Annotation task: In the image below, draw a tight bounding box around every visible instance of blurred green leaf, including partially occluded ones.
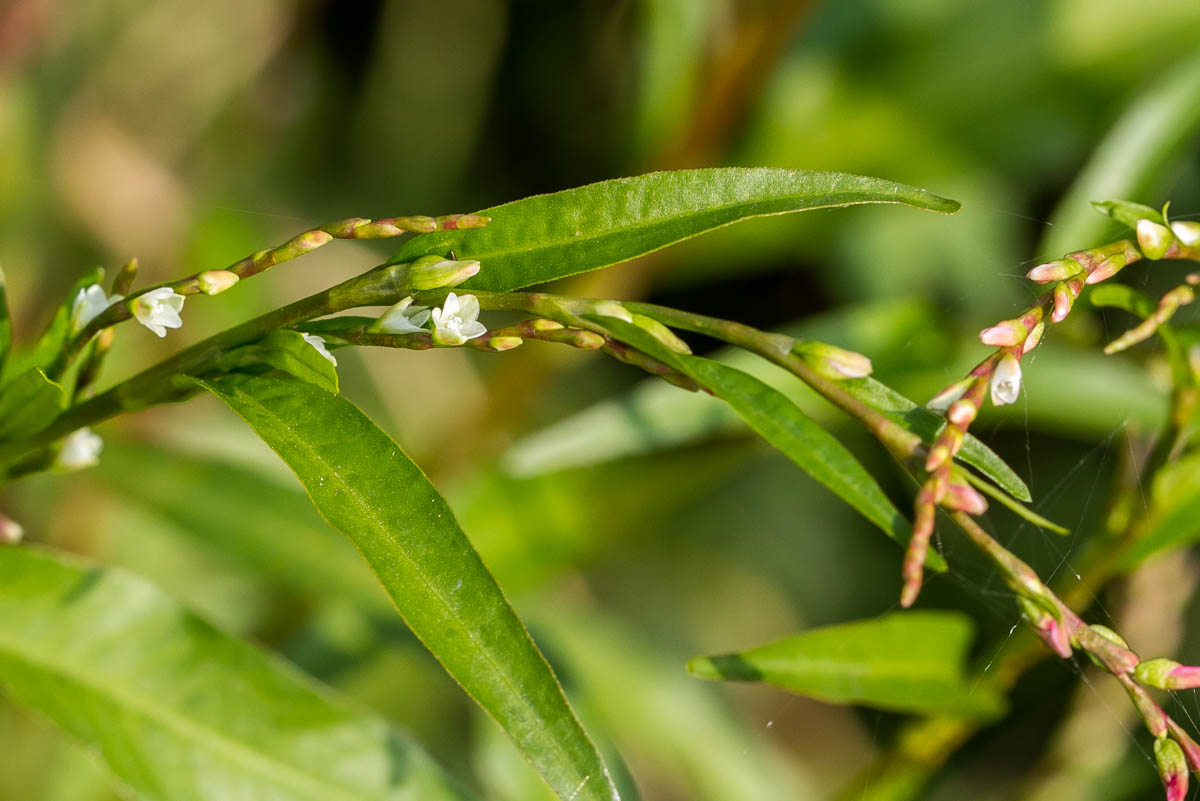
[391,169,959,292]
[629,0,711,157]
[688,611,1004,718]
[200,374,618,801]
[0,368,67,441]
[1117,451,1200,568]
[1089,284,1157,317]
[0,546,476,801]
[98,440,386,609]
[1042,50,1200,256]
[5,268,103,384]
[593,317,943,570]
[0,268,10,377]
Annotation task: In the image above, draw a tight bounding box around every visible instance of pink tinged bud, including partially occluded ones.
[486,336,523,351]
[1018,597,1072,658]
[979,319,1026,347]
[1155,737,1189,801]
[948,399,977,427]
[1022,321,1045,353]
[990,353,1022,406]
[197,270,240,295]
[1027,258,1081,283]
[924,445,951,473]
[927,378,972,412]
[944,483,988,515]
[0,515,22,545]
[1052,279,1082,323]
[1137,658,1200,690]
[1171,220,1200,247]
[1138,219,1174,260]
[1084,253,1128,284]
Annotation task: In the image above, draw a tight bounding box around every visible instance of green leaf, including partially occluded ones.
[199,374,617,801]
[1089,283,1156,317]
[4,267,104,383]
[0,267,11,377]
[0,368,68,441]
[221,329,341,394]
[842,377,1033,503]
[593,317,944,570]
[0,545,477,801]
[687,611,1005,718]
[391,169,959,292]
[1042,50,1200,255]
[1117,452,1200,569]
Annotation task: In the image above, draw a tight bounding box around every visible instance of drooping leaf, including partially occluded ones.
[0,368,68,441]
[391,169,959,292]
[0,545,477,801]
[199,374,618,801]
[592,317,943,569]
[688,611,1005,718]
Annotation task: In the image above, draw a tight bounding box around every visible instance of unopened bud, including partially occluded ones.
[486,336,523,351]
[793,341,872,379]
[1027,258,1081,283]
[928,378,972,412]
[531,319,564,331]
[1018,596,1072,658]
[1155,737,1189,801]
[979,319,1027,347]
[948,399,977,427]
[1089,624,1129,649]
[1084,253,1128,284]
[1138,219,1174,260]
[990,353,1022,406]
[631,314,692,355]
[1137,657,1200,690]
[1052,280,1080,323]
[944,483,988,515]
[1022,321,1045,353]
[0,515,22,545]
[1170,220,1200,247]
[409,255,482,290]
[592,300,633,323]
[197,270,240,295]
[437,213,490,230]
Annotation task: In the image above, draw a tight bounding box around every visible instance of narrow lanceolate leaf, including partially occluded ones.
[220,329,341,394]
[0,368,68,441]
[0,546,477,801]
[200,374,618,801]
[391,168,959,292]
[594,318,944,570]
[688,611,1004,718]
[844,377,1033,503]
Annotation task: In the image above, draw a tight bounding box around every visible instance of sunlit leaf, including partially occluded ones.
[688,611,1004,718]
[200,374,618,801]
[0,368,67,441]
[391,169,959,291]
[0,546,477,801]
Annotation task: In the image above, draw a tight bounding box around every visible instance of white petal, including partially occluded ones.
[456,293,481,322]
[55,428,103,470]
[990,355,1022,406]
[301,333,337,366]
[460,320,487,340]
[442,292,461,317]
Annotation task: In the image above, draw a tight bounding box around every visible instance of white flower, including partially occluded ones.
[70,285,121,332]
[430,292,487,345]
[990,354,1022,406]
[131,287,185,337]
[301,333,337,366]
[55,427,103,471]
[371,296,431,333]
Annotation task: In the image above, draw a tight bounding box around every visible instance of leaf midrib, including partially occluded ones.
[0,634,378,801]
[220,382,596,800]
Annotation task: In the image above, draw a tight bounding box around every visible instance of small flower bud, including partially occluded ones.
[793,341,872,379]
[990,353,1022,406]
[1088,624,1129,649]
[436,213,490,230]
[927,378,972,412]
[979,319,1027,347]
[592,300,633,323]
[1021,321,1045,354]
[1052,280,1080,323]
[631,314,692,355]
[1018,596,1072,658]
[1170,220,1200,247]
[943,482,988,515]
[1137,658,1200,690]
[1137,219,1174,260]
[408,255,482,290]
[0,515,23,545]
[1155,737,1189,801]
[1084,253,1128,284]
[197,270,240,295]
[1027,258,1081,283]
[485,336,523,351]
[948,399,977,427]
[531,319,564,331]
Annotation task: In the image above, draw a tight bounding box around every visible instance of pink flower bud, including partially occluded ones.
[927,378,972,412]
[1052,280,1080,323]
[1022,321,1045,353]
[944,483,988,515]
[1155,737,1189,801]
[1027,258,1081,283]
[979,319,1027,347]
[1018,596,1072,658]
[948,399,977,427]
[1137,658,1200,690]
[1084,253,1128,284]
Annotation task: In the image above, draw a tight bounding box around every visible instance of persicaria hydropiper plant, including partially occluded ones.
[2,169,1199,801]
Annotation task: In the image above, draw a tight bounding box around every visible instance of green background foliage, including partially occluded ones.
[2,2,1200,801]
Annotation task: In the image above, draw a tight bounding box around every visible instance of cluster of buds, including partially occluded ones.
[902,198,1200,608]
